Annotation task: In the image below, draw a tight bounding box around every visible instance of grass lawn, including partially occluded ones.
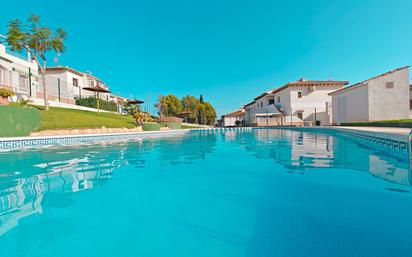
[36,106,136,130]
[341,119,412,128]
[181,124,202,129]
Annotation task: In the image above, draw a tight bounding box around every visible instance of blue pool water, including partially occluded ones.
[0,129,411,257]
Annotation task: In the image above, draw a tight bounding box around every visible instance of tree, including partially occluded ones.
[7,14,67,110]
[157,94,182,116]
[124,102,141,116]
[203,102,216,125]
[199,94,204,104]
[197,103,206,125]
[181,95,200,123]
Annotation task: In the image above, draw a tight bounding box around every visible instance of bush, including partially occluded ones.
[160,122,181,129]
[76,97,118,112]
[159,116,183,123]
[142,122,161,131]
[0,87,15,98]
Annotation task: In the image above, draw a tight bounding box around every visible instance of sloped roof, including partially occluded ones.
[254,91,271,100]
[223,109,244,117]
[243,101,256,107]
[46,66,84,77]
[271,78,349,94]
[329,66,410,95]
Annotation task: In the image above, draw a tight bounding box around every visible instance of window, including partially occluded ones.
[73,78,79,87]
[277,96,280,103]
[297,112,303,120]
[0,68,4,84]
[386,82,394,89]
[261,102,263,108]
[297,91,302,98]
[19,75,28,91]
[88,80,94,87]
[269,99,274,105]
[0,68,11,85]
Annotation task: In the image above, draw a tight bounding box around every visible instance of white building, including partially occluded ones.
[330,66,410,125]
[0,43,39,98]
[84,73,111,101]
[45,66,111,103]
[44,66,85,104]
[221,109,245,127]
[244,79,348,126]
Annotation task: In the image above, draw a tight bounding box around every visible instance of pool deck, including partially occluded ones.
[332,126,412,142]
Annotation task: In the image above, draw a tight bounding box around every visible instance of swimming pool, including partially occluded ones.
[0,128,411,257]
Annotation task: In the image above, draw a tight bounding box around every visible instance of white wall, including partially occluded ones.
[332,85,369,124]
[288,85,342,125]
[223,116,237,126]
[273,89,291,115]
[0,44,39,97]
[331,67,410,124]
[368,68,410,121]
[245,84,344,126]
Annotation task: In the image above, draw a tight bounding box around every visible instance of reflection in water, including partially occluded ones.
[0,145,129,236]
[226,129,411,186]
[0,134,219,237]
[0,129,410,240]
[156,133,217,165]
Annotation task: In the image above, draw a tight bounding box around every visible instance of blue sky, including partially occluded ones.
[1,0,412,115]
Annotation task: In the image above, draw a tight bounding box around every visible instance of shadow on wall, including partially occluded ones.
[0,106,40,137]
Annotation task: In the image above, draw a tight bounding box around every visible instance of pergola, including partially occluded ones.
[82,85,111,113]
[127,99,144,105]
[179,111,192,123]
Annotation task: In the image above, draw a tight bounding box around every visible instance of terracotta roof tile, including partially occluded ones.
[272,79,348,94]
[46,66,85,77]
[223,109,244,117]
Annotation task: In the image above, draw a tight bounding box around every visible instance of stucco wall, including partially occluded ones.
[223,116,237,126]
[273,89,291,115]
[288,85,342,125]
[332,67,410,124]
[332,84,369,124]
[0,44,39,97]
[367,68,410,121]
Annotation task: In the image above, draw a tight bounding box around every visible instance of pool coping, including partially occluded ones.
[0,129,192,151]
[0,126,410,156]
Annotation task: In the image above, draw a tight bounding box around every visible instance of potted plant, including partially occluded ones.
[0,87,14,105]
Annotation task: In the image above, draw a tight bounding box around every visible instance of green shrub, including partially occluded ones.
[75,97,118,112]
[142,122,161,131]
[160,122,181,129]
[0,87,14,98]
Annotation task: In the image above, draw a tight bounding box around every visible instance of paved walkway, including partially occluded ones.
[330,126,411,142]
[338,126,412,136]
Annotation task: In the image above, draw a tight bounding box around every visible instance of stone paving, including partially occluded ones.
[338,126,412,136]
